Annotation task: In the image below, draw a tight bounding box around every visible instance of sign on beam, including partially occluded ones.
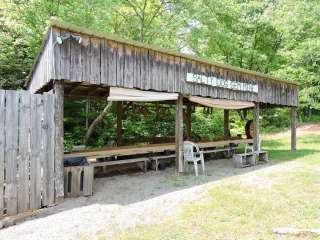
[186,72,259,93]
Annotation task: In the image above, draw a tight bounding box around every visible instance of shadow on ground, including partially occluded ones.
[36,147,318,217]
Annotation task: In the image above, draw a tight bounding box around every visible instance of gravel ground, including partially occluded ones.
[0,158,274,240]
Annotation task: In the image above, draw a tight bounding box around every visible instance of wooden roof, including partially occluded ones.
[26,18,298,88]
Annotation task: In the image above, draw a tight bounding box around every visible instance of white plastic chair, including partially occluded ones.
[183,141,205,176]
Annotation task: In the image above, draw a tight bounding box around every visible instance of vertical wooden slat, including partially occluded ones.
[5,90,19,215]
[18,91,31,213]
[101,40,109,86]
[54,81,64,202]
[52,27,61,81]
[140,49,149,90]
[253,102,260,152]
[133,46,141,89]
[148,50,155,90]
[116,43,125,87]
[70,35,82,82]
[175,94,184,173]
[60,30,71,80]
[291,107,297,151]
[90,37,101,85]
[81,34,91,82]
[30,94,43,210]
[83,167,93,196]
[124,45,134,88]
[42,93,55,206]
[0,90,5,214]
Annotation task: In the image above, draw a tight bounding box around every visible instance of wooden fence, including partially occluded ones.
[0,90,56,216]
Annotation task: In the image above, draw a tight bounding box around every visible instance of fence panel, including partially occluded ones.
[0,90,56,216]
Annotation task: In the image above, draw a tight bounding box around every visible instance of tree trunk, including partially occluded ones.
[84,101,113,145]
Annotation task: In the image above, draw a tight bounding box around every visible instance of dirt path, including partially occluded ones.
[270,123,320,137]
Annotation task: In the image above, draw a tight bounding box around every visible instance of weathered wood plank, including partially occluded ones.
[18,91,31,213]
[124,45,134,88]
[70,34,83,82]
[291,107,297,151]
[54,81,64,202]
[30,94,43,210]
[133,46,141,89]
[60,30,71,80]
[140,49,149,90]
[0,90,5,214]
[90,37,101,85]
[81,34,91,82]
[83,166,93,196]
[116,43,125,87]
[101,40,109,86]
[175,94,184,173]
[5,90,19,215]
[253,103,260,151]
[52,27,61,80]
[42,93,55,206]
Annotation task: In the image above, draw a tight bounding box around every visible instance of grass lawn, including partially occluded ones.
[111,132,320,240]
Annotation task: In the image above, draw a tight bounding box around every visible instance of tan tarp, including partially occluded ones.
[188,96,254,109]
[108,87,178,102]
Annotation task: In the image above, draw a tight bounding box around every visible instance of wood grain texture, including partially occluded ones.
[253,103,260,151]
[54,81,64,201]
[30,94,43,210]
[0,90,5,214]
[175,94,184,173]
[42,93,55,206]
[291,107,297,151]
[28,27,298,107]
[5,90,19,215]
[18,91,31,212]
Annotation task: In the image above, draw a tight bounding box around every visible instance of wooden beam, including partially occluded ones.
[224,109,230,137]
[53,80,64,202]
[186,101,192,140]
[291,107,297,151]
[253,103,260,151]
[64,82,82,96]
[116,101,123,146]
[175,94,184,173]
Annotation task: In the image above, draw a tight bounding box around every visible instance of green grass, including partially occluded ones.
[111,133,320,240]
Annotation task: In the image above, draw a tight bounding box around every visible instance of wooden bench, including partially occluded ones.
[232,153,257,168]
[149,154,175,171]
[89,157,150,172]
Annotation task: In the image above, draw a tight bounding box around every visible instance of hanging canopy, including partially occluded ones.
[188,96,254,110]
[108,87,178,102]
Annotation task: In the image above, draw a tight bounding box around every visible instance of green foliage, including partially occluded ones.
[191,109,224,141]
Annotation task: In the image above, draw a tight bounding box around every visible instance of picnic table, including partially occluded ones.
[64,138,253,171]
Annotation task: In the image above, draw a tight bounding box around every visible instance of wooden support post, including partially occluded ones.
[253,103,260,152]
[116,101,123,146]
[53,80,64,202]
[175,94,184,173]
[224,109,230,137]
[291,107,297,151]
[186,101,192,140]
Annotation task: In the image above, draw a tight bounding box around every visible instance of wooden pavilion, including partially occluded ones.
[26,19,299,201]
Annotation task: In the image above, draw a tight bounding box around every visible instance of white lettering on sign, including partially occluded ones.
[186,72,259,93]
